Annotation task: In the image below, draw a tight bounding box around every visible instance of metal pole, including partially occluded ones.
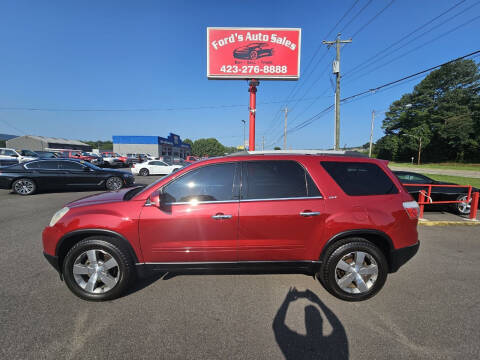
[241,120,246,150]
[418,137,422,165]
[262,136,265,150]
[248,79,259,151]
[283,106,288,150]
[369,110,375,157]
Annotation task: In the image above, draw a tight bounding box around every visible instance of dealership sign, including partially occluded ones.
[207,27,301,80]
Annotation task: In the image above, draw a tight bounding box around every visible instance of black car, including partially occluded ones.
[0,159,135,195]
[233,42,274,60]
[393,171,479,215]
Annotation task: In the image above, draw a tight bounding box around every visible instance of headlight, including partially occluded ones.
[49,207,69,227]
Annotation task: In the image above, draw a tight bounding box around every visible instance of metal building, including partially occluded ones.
[113,133,191,159]
[6,135,92,151]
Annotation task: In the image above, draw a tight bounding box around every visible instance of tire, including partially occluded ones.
[249,50,258,60]
[62,237,134,301]
[139,168,149,176]
[105,176,123,191]
[12,178,37,195]
[318,238,388,301]
[453,194,471,215]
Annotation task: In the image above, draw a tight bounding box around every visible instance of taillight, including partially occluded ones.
[403,201,420,219]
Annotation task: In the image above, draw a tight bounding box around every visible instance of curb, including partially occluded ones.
[418,219,480,226]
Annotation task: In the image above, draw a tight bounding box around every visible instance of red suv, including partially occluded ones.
[42,153,420,301]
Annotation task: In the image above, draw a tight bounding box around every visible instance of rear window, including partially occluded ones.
[321,161,398,196]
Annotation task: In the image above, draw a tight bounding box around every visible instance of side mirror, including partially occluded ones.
[148,190,162,208]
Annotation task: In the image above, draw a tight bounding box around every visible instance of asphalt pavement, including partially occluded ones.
[1,176,479,359]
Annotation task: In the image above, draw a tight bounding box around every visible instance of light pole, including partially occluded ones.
[241,120,246,150]
[403,134,422,165]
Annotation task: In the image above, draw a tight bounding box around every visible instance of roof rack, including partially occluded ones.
[227,150,368,157]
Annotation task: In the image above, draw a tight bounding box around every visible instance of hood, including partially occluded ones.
[67,187,132,207]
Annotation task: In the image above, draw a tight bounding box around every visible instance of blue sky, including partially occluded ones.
[0,0,478,149]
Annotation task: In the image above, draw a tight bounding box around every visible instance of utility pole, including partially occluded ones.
[283,106,288,150]
[369,110,375,157]
[241,120,246,150]
[262,136,265,150]
[323,33,352,150]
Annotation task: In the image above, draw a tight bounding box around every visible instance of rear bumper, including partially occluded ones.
[389,241,420,273]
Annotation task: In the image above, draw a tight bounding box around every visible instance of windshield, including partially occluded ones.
[22,150,38,157]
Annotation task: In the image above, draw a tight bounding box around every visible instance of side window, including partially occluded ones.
[410,174,431,183]
[395,173,410,181]
[243,160,320,200]
[163,163,237,203]
[321,162,398,196]
[59,161,85,170]
[31,160,60,170]
[4,149,16,156]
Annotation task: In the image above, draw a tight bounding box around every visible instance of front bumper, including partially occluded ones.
[389,241,420,273]
[43,252,61,276]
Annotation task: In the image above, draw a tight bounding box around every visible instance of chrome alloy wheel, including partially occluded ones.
[335,251,378,294]
[72,249,120,294]
[13,179,35,195]
[457,195,471,215]
[106,177,123,191]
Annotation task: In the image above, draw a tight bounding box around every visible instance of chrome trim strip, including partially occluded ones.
[239,196,324,202]
[166,196,323,206]
[136,260,321,265]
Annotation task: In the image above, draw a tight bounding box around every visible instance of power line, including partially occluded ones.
[350,0,396,38]
[339,0,374,33]
[345,2,480,83]
[281,49,480,141]
[343,0,467,77]
[0,95,331,113]
[345,14,480,85]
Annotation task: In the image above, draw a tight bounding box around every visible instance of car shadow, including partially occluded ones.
[273,288,349,360]
[123,272,169,297]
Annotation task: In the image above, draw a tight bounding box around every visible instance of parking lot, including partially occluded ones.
[1,175,479,360]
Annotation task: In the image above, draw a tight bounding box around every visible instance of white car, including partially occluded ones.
[131,160,182,176]
[0,148,37,163]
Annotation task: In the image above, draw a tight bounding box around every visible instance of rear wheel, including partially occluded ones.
[139,168,149,176]
[318,238,388,301]
[454,194,471,215]
[249,50,258,59]
[62,237,134,301]
[12,178,36,195]
[105,176,123,191]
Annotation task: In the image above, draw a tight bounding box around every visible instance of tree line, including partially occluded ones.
[374,59,480,163]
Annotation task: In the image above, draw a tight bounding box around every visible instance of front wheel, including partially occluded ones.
[318,238,388,301]
[105,176,123,191]
[12,178,37,195]
[62,237,134,301]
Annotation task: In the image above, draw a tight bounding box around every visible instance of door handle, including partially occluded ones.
[212,213,233,220]
[300,211,321,217]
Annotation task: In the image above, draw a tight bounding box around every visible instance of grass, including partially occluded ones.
[423,174,480,188]
[390,162,480,172]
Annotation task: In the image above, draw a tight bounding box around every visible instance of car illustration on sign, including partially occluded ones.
[233,42,274,60]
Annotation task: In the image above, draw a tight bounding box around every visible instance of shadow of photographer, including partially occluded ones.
[273,287,348,360]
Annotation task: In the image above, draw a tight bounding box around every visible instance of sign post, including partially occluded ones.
[207,27,301,150]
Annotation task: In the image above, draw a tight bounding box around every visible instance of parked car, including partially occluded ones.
[233,42,274,60]
[126,153,148,164]
[0,159,135,195]
[186,155,200,162]
[0,147,37,163]
[393,171,479,215]
[131,160,183,176]
[81,152,104,166]
[42,152,419,301]
[60,150,96,162]
[101,152,126,167]
[35,151,59,159]
[101,151,130,167]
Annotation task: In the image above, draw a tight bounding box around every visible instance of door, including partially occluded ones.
[139,162,240,263]
[24,160,70,189]
[59,161,100,187]
[238,160,325,261]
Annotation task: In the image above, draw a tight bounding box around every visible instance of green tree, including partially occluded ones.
[376,59,480,162]
[192,138,226,157]
[274,146,281,150]
[183,138,194,148]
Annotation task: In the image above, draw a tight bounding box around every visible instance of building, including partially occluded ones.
[113,133,191,159]
[6,135,92,151]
